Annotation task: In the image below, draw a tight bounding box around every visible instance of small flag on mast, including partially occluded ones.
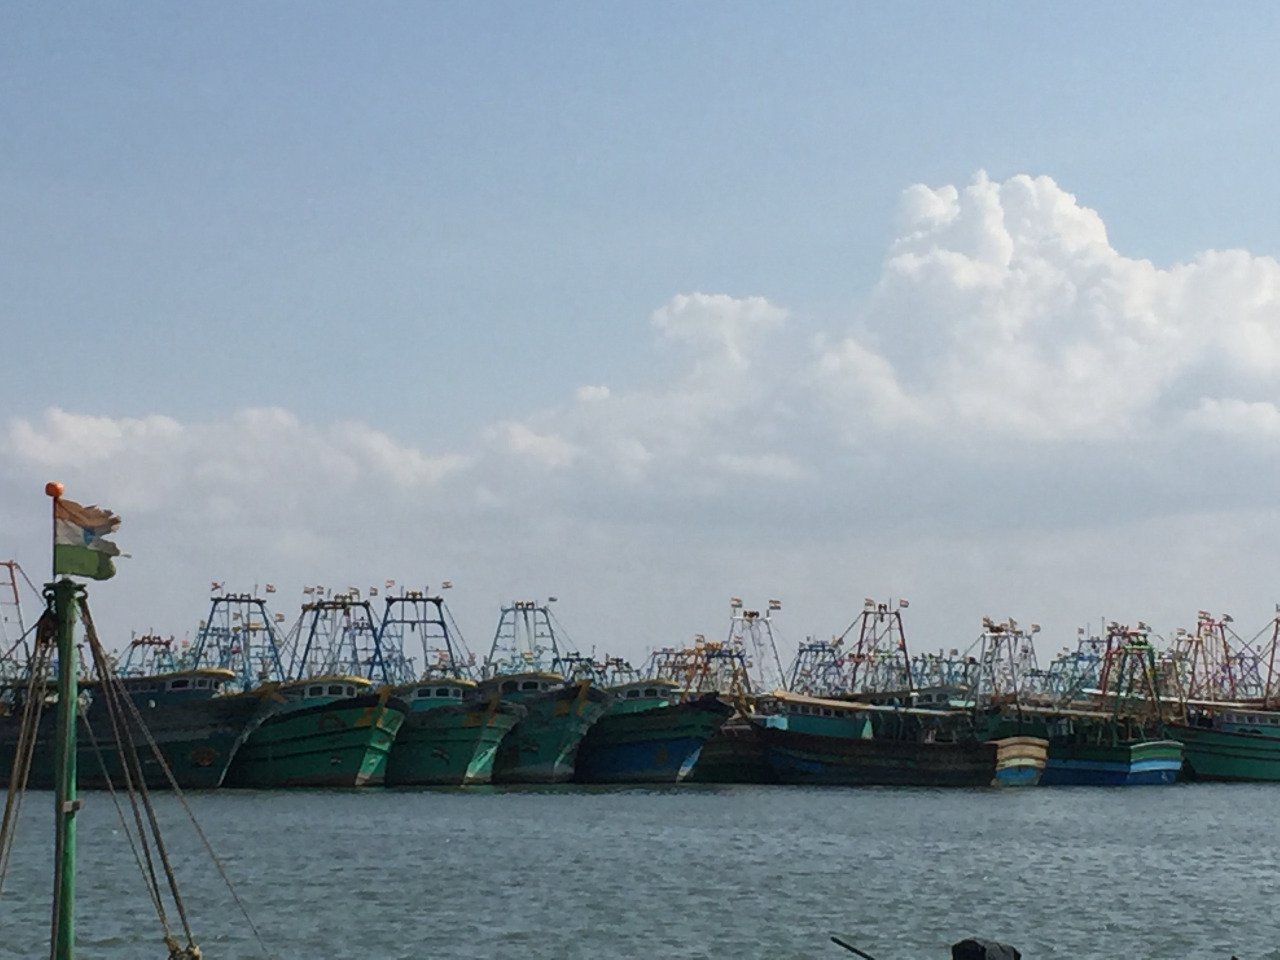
[53,494,122,581]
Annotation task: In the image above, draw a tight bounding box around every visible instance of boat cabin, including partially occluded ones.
[280,675,372,703]
[1214,709,1280,737]
[767,691,873,739]
[478,671,565,701]
[90,668,236,707]
[394,677,479,711]
[606,679,680,713]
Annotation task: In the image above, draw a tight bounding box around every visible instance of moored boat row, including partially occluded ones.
[11,575,1280,792]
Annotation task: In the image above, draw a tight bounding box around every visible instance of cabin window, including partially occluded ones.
[196,679,210,688]
[328,685,344,696]
[435,687,451,697]
[643,688,658,698]
[417,687,432,699]
[169,679,189,690]
[822,708,833,717]
[307,685,323,697]
[451,688,462,698]
[521,681,539,691]
[501,681,517,694]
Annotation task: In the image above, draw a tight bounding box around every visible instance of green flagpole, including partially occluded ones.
[47,481,79,960]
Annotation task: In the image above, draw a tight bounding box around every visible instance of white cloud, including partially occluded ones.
[6,172,1280,659]
[651,292,787,370]
[492,421,579,468]
[820,172,1280,442]
[1185,398,1280,438]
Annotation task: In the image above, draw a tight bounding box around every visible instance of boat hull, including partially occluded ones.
[762,727,1047,787]
[993,736,1049,787]
[0,690,272,791]
[574,695,733,784]
[1168,723,1280,782]
[685,718,778,784]
[1040,739,1183,786]
[225,693,407,788]
[385,701,523,786]
[492,683,611,784]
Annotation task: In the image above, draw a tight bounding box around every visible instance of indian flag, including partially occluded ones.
[54,497,122,580]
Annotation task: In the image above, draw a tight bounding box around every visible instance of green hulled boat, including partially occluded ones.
[575,680,733,783]
[1170,706,1280,782]
[484,671,611,783]
[481,601,613,783]
[385,678,524,786]
[0,666,274,791]
[370,591,524,785]
[225,675,407,788]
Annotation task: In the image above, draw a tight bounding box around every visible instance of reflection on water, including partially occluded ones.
[2,784,1276,960]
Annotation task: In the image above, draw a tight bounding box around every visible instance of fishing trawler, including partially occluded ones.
[574,658,732,784]
[481,600,610,783]
[375,589,525,786]
[677,598,790,784]
[1014,624,1183,786]
[220,591,407,788]
[23,634,267,790]
[762,604,1046,786]
[1,564,271,790]
[1162,611,1280,781]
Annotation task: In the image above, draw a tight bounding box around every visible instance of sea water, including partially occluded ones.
[1,783,1277,959]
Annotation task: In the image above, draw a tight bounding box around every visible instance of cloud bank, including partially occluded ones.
[5,172,1280,660]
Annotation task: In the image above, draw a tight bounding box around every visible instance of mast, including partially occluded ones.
[49,576,79,960]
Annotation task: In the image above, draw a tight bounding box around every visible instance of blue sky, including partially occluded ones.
[4,4,1280,660]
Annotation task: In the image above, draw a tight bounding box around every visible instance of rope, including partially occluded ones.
[80,603,194,950]
[81,708,172,933]
[0,606,56,893]
[91,635,276,958]
[84,599,277,957]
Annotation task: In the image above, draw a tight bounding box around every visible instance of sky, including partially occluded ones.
[3,3,1280,666]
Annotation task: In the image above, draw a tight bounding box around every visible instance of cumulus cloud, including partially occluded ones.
[652,292,787,370]
[6,172,1280,655]
[820,172,1280,442]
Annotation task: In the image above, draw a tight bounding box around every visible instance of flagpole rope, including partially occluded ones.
[0,607,56,894]
[79,602,194,953]
[81,598,273,959]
